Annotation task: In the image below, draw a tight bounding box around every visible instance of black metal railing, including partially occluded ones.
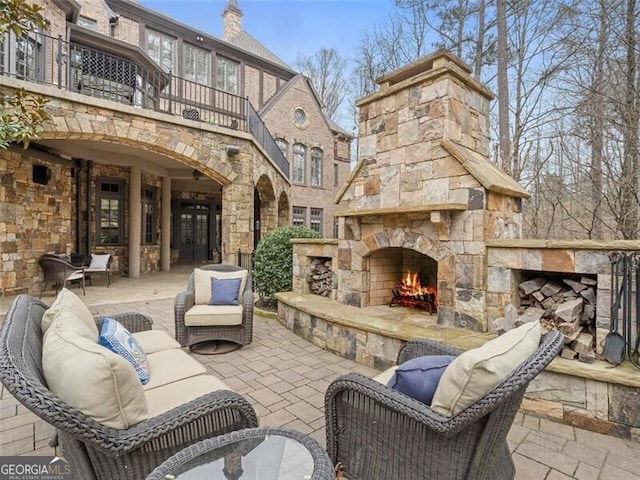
[0,31,289,177]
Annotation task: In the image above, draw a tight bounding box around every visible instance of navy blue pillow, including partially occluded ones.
[209,277,242,305]
[387,355,456,405]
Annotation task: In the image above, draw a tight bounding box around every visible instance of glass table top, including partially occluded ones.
[163,433,315,480]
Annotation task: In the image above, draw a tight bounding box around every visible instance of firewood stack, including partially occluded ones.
[493,276,597,363]
[307,258,333,297]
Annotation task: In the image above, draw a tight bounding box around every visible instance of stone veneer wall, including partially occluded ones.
[0,150,75,296]
[290,239,338,299]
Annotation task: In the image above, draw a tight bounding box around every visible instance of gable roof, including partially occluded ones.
[225,31,290,69]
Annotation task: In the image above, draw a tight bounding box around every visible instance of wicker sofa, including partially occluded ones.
[174,264,253,349]
[0,293,258,480]
[325,329,564,480]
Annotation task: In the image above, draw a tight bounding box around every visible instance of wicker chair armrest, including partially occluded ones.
[94,312,153,333]
[242,289,254,312]
[398,338,464,364]
[174,290,195,315]
[79,390,258,454]
[325,373,466,438]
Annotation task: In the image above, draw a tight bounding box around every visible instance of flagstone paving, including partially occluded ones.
[1,269,640,479]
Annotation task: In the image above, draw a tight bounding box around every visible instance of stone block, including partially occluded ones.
[575,250,610,275]
[527,371,586,408]
[610,383,640,428]
[542,249,575,273]
[522,250,543,271]
[397,119,419,146]
[521,397,564,420]
[487,248,521,268]
[487,266,511,294]
[585,379,609,420]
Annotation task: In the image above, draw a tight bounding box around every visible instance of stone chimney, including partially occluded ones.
[222,0,242,40]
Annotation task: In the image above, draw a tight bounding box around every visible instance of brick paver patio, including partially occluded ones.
[2,270,640,479]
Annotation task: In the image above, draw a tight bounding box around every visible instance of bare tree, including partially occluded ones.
[294,48,349,123]
[496,0,511,173]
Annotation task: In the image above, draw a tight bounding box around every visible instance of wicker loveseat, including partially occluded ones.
[325,329,564,480]
[174,264,253,349]
[0,294,258,480]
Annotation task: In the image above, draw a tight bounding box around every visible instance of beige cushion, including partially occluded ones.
[132,330,181,354]
[145,375,231,418]
[142,349,207,391]
[41,288,97,339]
[373,366,398,385]
[431,321,542,417]
[193,269,248,305]
[42,317,148,429]
[184,304,243,327]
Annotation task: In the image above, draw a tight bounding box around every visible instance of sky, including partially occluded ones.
[140,0,396,67]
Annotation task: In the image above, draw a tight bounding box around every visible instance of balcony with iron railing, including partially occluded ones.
[0,31,290,177]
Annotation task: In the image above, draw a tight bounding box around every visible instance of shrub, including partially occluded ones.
[253,226,320,307]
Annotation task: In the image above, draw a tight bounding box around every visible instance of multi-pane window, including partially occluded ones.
[97,179,124,245]
[77,17,98,30]
[334,218,339,238]
[292,206,306,227]
[334,163,339,187]
[310,148,323,187]
[216,56,239,94]
[310,208,323,235]
[142,186,156,245]
[184,44,209,84]
[146,29,175,72]
[293,143,306,184]
[0,31,43,81]
[276,139,288,159]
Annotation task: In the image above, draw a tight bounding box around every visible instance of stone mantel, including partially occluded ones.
[334,203,467,217]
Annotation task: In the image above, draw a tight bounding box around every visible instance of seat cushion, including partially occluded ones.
[194,269,248,305]
[373,366,398,385]
[431,321,542,416]
[132,330,181,354]
[145,375,232,418]
[142,349,207,391]
[184,304,243,326]
[387,355,456,405]
[42,316,148,429]
[99,318,150,384]
[41,288,97,339]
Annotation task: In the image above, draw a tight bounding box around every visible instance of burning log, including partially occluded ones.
[389,271,438,313]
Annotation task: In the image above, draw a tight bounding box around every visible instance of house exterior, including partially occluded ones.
[0,0,351,295]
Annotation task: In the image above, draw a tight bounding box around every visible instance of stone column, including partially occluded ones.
[161,176,171,271]
[129,165,141,278]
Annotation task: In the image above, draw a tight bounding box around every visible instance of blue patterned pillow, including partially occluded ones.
[387,355,456,405]
[209,277,242,305]
[98,318,150,385]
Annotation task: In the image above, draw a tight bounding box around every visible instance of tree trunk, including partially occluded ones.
[497,0,511,173]
[474,0,486,80]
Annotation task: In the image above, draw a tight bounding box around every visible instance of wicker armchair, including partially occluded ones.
[325,330,564,480]
[174,264,254,349]
[0,295,259,480]
[38,254,86,297]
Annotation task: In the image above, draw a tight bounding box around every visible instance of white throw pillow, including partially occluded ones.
[41,288,98,339]
[43,317,148,429]
[88,253,110,270]
[193,269,248,305]
[431,321,542,416]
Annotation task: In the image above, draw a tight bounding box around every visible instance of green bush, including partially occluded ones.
[253,226,320,307]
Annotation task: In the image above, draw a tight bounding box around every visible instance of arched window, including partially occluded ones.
[293,143,306,184]
[310,148,323,187]
[276,138,288,160]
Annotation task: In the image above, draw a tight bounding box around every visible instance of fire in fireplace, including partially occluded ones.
[389,271,438,313]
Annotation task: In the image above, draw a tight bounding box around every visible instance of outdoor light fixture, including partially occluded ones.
[226,145,241,156]
[192,169,203,181]
[195,35,204,42]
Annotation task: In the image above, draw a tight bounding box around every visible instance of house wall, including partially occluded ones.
[263,76,349,237]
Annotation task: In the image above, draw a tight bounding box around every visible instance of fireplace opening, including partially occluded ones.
[368,248,437,311]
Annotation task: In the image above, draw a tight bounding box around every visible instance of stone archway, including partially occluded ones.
[277,191,290,226]
[254,174,277,247]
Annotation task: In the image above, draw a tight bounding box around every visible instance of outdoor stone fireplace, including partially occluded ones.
[334,49,529,332]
